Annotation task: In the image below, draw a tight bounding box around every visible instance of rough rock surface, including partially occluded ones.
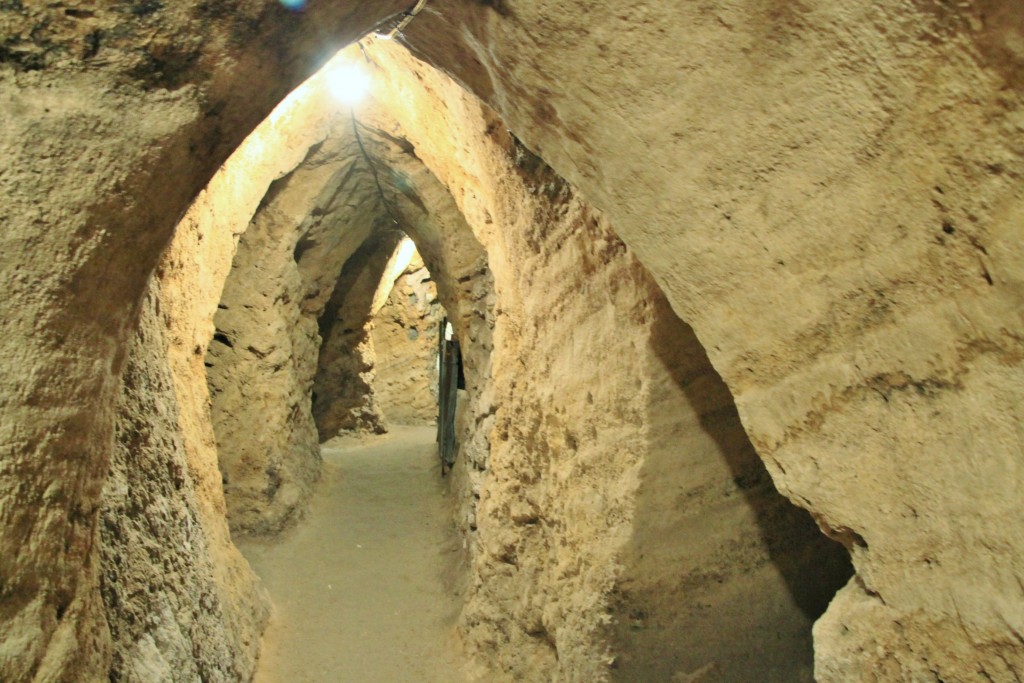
[207,131,378,535]
[371,256,445,426]
[102,292,268,683]
[607,292,852,682]
[0,3,407,679]
[357,42,852,681]
[350,111,498,540]
[208,73,495,539]
[1,2,1021,682]
[95,59,377,679]
[313,239,445,437]
[398,4,1024,680]
[313,231,402,440]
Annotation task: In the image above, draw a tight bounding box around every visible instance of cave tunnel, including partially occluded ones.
[192,42,854,682]
[113,38,855,682]
[2,3,1022,683]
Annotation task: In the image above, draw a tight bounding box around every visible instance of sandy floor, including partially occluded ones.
[239,426,469,683]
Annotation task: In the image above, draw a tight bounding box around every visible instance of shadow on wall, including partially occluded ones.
[312,229,404,440]
[608,295,853,682]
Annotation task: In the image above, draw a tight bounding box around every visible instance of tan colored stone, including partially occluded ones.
[397,4,1024,678]
[313,231,402,439]
[0,4,407,678]
[0,3,1021,682]
[351,41,851,681]
[207,132,377,535]
[371,254,446,426]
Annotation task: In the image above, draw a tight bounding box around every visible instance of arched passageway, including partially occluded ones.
[2,4,1021,683]
[106,38,853,682]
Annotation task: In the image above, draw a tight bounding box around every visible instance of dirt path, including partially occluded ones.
[239,426,469,683]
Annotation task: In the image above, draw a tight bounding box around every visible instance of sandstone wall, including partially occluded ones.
[397,4,1024,680]
[313,239,445,437]
[0,3,407,678]
[1,2,1021,682]
[313,231,403,439]
[98,52,373,680]
[95,46,497,678]
[207,132,378,535]
[608,292,852,681]
[371,258,445,426]
[198,77,495,544]
[345,108,498,532]
[356,42,852,681]
[95,46,391,679]
[102,292,268,683]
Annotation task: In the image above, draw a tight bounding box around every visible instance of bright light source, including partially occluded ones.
[395,236,418,268]
[372,238,420,315]
[326,63,371,106]
[278,0,306,10]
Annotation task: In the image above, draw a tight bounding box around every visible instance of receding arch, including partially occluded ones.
[4,4,1019,681]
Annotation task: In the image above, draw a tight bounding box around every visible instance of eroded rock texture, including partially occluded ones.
[608,293,852,682]
[1,2,1021,682]
[207,132,378,535]
[398,4,1024,680]
[102,292,267,683]
[354,42,852,681]
[99,54,376,680]
[205,67,495,541]
[313,231,402,439]
[313,236,445,436]
[371,255,444,426]
[358,126,498,541]
[0,3,407,678]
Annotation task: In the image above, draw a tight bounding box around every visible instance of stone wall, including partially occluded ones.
[0,3,407,678]
[371,256,445,427]
[200,74,495,546]
[97,55,368,680]
[608,292,852,681]
[398,4,1024,679]
[357,43,852,681]
[206,132,378,535]
[313,231,402,439]
[102,292,268,683]
[0,3,1021,682]
[344,107,498,536]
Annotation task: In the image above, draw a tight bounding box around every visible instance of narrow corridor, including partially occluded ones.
[239,427,468,682]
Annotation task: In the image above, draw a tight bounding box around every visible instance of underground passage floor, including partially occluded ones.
[237,427,469,683]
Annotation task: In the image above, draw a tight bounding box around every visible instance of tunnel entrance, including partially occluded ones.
[197,63,497,538]
[197,95,486,678]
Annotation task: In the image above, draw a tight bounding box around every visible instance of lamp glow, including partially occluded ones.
[326,63,371,105]
[371,238,420,315]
